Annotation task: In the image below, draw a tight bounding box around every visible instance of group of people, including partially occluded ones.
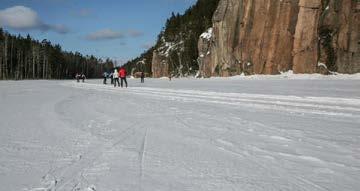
[75,73,86,82]
[103,67,128,88]
[76,68,147,87]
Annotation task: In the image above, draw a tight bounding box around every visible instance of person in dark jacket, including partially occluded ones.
[103,72,108,84]
[109,72,114,84]
[81,73,86,82]
[140,72,145,83]
[75,73,80,82]
[119,67,127,88]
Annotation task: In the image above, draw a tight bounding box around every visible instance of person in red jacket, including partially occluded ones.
[119,67,128,88]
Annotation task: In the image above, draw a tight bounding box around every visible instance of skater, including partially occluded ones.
[75,73,80,82]
[103,71,108,84]
[113,69,120,87]
[140,72,145,83]
[81,73,86,82]
[119,67,128,88]
[109,71,114,84]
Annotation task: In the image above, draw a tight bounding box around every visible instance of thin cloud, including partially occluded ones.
[0,6,69,34]
[128,30,143,37]
[48,24,69,34]
[86,29,125,41]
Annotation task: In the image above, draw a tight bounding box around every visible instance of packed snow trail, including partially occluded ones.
[68,82,360,118]
[0,77,360,191]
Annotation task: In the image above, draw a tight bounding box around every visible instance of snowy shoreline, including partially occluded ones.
[197,71,360,80]
[2,71,360,82]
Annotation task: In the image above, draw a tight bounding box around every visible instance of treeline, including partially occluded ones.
[163,0,218,42]
[0,28,113,80]
[123,0,220,76]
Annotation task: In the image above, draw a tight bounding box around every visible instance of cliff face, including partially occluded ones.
[292,0,320,73]
[151,45,171,78]
[198,0,360,77]
[123,0,220,78]
[322,0,360,74]
[151,38,186,78]
[152,51,170,78]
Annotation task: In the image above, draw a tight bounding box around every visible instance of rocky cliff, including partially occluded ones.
[123,0,220,77]
[198,0,360,77]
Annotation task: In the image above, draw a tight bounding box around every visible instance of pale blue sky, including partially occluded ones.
[0,0,196,64]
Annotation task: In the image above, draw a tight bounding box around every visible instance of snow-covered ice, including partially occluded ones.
[1,75,360,191]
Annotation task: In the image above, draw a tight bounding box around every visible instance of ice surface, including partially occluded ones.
[1,75,360,190]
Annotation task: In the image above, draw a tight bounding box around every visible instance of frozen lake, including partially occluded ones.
[1,75,360,191]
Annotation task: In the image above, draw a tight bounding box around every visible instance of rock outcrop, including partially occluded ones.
[198,28,216,76]
[151,50,169,78]
[123,0,220,78]
[151,38,185,78]
[292,0,321,73]
[320,0,360,73]
[198,0,360,77]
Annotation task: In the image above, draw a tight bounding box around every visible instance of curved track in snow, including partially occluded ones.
[68,82,360,119]
[0,79,359,191]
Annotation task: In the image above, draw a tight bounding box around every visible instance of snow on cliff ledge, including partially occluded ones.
[200,28,213,41]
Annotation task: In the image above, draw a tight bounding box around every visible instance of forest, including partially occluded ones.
[0,28,113,80]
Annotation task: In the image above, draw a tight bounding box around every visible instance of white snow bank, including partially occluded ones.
[221,70,360,80]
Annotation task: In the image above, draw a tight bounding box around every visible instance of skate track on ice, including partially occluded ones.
[0,79,359,191]
[69,82,360,119]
